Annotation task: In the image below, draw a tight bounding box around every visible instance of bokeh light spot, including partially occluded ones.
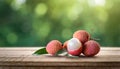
[67,6,82,20]
[37,22,51,39]
[11,0,26,10]
[95,0,106,6]
[35,3,47,16]
[88,0,106,7]
[7,33,18,44]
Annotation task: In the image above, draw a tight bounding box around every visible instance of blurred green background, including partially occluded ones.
[0,0,120,47]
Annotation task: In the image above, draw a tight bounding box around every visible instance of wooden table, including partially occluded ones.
[0,47,120,69]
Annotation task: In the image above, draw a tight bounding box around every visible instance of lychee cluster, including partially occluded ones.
[46,30,100,57]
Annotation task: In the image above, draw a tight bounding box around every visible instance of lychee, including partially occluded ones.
[67,38,83,56]
[63,40,68,50]
[83,40,100,57]
[46,40,63,55]
[73,30,90,44]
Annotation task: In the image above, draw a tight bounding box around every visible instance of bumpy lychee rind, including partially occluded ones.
[68,46,82,56]
[63,40,68,50]
[83,40,100,57]
[46,40,62,55]
[73,30,90,44]
[67,38,83,56]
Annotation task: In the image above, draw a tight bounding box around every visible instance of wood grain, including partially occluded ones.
[0,47,120,69]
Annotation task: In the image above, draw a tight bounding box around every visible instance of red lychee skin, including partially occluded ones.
[67,38,83,56]
[73,30,90,44]
[83,40,100,57]
[68,46,83,56]
[46,40,63,55]
[63,40,68,50]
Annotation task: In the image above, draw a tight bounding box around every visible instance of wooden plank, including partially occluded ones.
[0,47,119,51]
[0,47,120,69]
[0,46,119,57]
[0,66,119,69]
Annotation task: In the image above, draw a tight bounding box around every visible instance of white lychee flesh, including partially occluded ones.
[67,38,83,56]
[67,38,82,51]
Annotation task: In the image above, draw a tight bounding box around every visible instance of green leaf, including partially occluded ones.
[33,47,48,55]
[55,49,66,55]
[64,52,69,56]
[56,49,64,54]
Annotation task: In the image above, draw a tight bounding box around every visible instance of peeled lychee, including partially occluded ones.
[67,38,83,56]
[83,40,100,57]
[63,40,68,50]
[46,40,63,55]
[73,30,90,44]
